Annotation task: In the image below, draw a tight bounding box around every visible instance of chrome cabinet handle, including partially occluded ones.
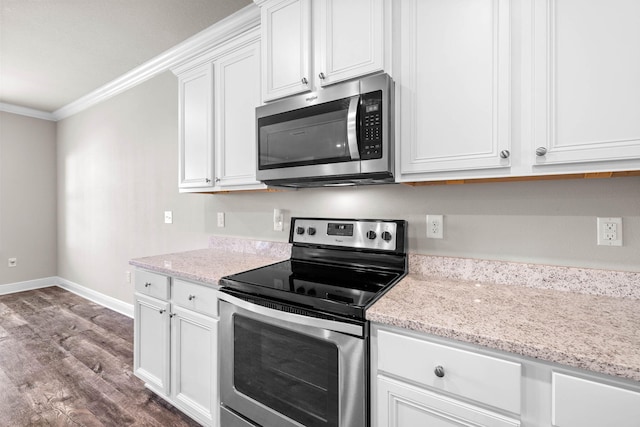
[144,282,151,287]
[215,177,220,183]
[301,77,308,85]
[205,178,211,183]
[536,147,547,156]
[188,294,196,301]
[434,365,445,378]
[159,309,166,314]
[500,150,510,159]
[318,72,326,80]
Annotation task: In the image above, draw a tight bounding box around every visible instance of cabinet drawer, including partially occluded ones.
[172,279,218,318]
[135,270,170,300]
[377,329,521,414]
[552,373,640,427]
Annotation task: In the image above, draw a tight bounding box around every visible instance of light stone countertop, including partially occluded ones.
[129,248,288,287]
[129,238,640,383]
[368,274,640,383]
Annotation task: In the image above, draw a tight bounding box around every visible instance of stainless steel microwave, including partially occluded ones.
[256,73,394,187]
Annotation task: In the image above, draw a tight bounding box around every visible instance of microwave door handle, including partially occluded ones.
[346,95,360,160]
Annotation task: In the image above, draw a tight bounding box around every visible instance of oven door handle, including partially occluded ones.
[218,291,364,337]
[346,95,360,160]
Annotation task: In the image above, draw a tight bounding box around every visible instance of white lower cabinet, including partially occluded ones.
[373,325,521,427]
[552,373,640,427]
[134,270,219,427]
[373,324,640,427]
[377,376,520,427]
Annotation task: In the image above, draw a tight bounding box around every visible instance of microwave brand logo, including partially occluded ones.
[305,96,318,102]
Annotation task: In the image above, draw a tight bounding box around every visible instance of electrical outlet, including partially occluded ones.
[217,212,225,228]
[273,209,284,231]
[597,217,622,246]
[8,258,17,268]
[164,211,173,224]
[426,215,444,239]
[125,271,131,284]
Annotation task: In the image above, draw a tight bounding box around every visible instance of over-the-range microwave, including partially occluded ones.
[256,73,395,188]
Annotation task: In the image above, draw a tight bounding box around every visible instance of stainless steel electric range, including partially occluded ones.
[217,217,407,427]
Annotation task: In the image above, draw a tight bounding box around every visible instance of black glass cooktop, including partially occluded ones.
[220,259,403,320]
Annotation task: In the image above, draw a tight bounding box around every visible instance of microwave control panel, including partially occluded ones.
[360,90,383,160]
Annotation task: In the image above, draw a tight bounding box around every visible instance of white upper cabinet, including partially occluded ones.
[259,0,387,101]
[398,0,512,179]
[175,28,265,192]
[178,64,215,190]
[527,0,640,170]
[214,39,264,189]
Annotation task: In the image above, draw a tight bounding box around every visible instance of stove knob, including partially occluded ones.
[296,226,305,235]
[307,227,316,236]
[381,231,393,241]
[366,230,377,240]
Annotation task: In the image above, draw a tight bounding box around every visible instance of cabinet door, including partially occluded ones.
[552,373,640,427]
[399,0,511,177]
[314,0,385,87]
[530,0,640,168]
[215,39,265,189]
[134,293,170,396]
[171,306,218,427]
[261,0,311,101]
[178,63,215,190]
[376,376,520,427]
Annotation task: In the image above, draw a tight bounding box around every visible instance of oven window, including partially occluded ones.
[258,98,353,170]
[233,315,339,427]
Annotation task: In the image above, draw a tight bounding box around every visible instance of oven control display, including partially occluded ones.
[327,223,354,237]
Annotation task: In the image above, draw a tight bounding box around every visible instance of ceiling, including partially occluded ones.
[0,0,251,114]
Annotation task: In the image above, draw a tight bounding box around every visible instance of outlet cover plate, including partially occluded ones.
[597,217,622,246]
[426,214,444,239]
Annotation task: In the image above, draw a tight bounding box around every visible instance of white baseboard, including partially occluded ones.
[0,277,58,295]
[0,276,134,318]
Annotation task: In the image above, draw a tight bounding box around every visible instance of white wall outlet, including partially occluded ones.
[164,211,173,224]
[273,208,284,231]
[125,271,131,284]
[597,217,622,246]
[217,212,225,228]
[426,215,444,239]
[8,258,17,267]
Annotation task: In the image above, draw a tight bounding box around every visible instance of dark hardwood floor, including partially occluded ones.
[0,287,201,426]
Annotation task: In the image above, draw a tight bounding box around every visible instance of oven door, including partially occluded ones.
[218,293,366,427]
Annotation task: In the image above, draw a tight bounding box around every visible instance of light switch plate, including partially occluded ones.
[164,211,173,224]
[273,209,284,231]
[217,212,225,228]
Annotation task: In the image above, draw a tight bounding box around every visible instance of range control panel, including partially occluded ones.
[290,218,399,251]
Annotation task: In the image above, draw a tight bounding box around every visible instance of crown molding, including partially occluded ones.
[51,3,260,121]
[0,102,56,121]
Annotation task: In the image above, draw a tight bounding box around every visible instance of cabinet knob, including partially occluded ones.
[215,177,220,183]
[205,178,211,183]
[318,72,326,80]
[188,294,196,301]
[144,282,151,287]
[500,150,510,159]
[536,147,548,156]
[434,365,445,378]
[301,77,308,85]
[159,309,166,315]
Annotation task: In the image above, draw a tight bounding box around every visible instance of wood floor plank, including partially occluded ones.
[0,288,201,426]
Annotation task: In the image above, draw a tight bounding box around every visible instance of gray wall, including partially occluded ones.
[0,111,58,286]
[53,71,640,305]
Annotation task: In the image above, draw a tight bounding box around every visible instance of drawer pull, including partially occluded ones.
[144,282,151,287]
[188,294,196,301]
[159,309,166,315]
[434,365,445,378]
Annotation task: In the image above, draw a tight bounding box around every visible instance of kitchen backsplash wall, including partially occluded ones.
[54,71,639,305]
